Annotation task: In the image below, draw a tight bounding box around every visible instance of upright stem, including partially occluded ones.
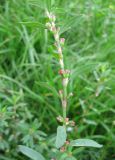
[46,11,70,126]
[63,85,67,119]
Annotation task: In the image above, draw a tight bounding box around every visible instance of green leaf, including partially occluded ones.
[18,145,45,160]
[56,126,67,148]
[70,139,103,148]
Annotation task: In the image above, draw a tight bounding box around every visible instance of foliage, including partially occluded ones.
[18,9,103,160]
[0,0,115,160]
[55,126,67,149]
[19,145,45,160]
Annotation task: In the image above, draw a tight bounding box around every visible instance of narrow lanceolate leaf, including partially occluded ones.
[18,145,45,160]
[70,139,103,148]
[56,126,67,148]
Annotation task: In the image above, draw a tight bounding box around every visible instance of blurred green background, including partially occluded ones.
[0,0,115,159]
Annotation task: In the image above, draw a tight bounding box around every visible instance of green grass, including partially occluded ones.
[0,0,115,159]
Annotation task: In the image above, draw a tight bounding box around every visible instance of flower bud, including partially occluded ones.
[51,22,55,28]
[58,47,62,54]
[60,146,65,152]
[57,116,63,122]
[46,22,51,29]
[59,90,63,99]
[59,89,63,94]
[65,117,69,125]
[70,120,75,126]
[65,117,69,122]
[65,69,70,75]
[51,26,56,33]
[46,10,50,19]
[65,140,70,145]
[58,69,64,75]
[51,14,56,22]
[60,38,65,45]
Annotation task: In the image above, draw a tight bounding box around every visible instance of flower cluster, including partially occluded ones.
[57,115,75,127]
[46,10,73,123]
[46,11,64,69]
[60,140,71,153]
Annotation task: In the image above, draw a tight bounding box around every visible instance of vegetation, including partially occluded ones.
[0,0,115,160]
[18,10,103,160]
